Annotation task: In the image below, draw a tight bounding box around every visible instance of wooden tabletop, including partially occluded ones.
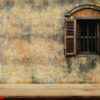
[0,84,100,97]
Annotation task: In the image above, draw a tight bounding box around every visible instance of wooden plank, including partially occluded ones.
[74,19,76,54]
[66,36,74,38]
[0,84,100,97]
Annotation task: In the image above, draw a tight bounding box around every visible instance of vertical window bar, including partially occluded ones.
[85,21,87,52]
[90,21,92,53]
[87,21,89,53]
[83,21,85,53]
[79,22,81,53]
[79,21,81,53]
[97,21,100,54]
[92,21,94,53]
[89,21,91,52]
[77,22,80,54]
[95,21,97,54]
[91,21,93,53]
[96,21,99,53]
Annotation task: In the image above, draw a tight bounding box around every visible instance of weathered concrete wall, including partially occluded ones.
[0,0,100,84]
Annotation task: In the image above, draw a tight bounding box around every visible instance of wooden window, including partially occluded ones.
[64,19,100,56]
[64,19,76,56]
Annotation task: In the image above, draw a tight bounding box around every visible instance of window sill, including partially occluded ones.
[75,54,99,58]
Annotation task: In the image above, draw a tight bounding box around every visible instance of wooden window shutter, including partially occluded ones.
[64,19,76,56]
[97,21,100,55]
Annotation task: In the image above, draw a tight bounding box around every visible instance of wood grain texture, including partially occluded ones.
[0,84,100,97]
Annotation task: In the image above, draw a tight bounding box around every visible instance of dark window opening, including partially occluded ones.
[77,19,100,55]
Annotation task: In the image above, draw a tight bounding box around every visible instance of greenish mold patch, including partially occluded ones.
[13,33,45,43]
[2,0,14,10]
[48,33,64,44]
[57,50,64,57]
[66,58,72,73]
[79,57,96,73]
[13,34,33,43]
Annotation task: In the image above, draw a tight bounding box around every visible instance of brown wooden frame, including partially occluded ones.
[64,18,76,56]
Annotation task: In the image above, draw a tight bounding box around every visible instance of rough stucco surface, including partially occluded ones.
[0,0,100,84]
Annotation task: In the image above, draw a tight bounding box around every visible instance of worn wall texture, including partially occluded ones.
[0,0,100,84]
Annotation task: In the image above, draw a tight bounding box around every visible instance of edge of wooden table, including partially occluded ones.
[0,84,100,97]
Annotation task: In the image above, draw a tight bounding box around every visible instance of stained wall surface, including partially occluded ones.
[0,0,100,84]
